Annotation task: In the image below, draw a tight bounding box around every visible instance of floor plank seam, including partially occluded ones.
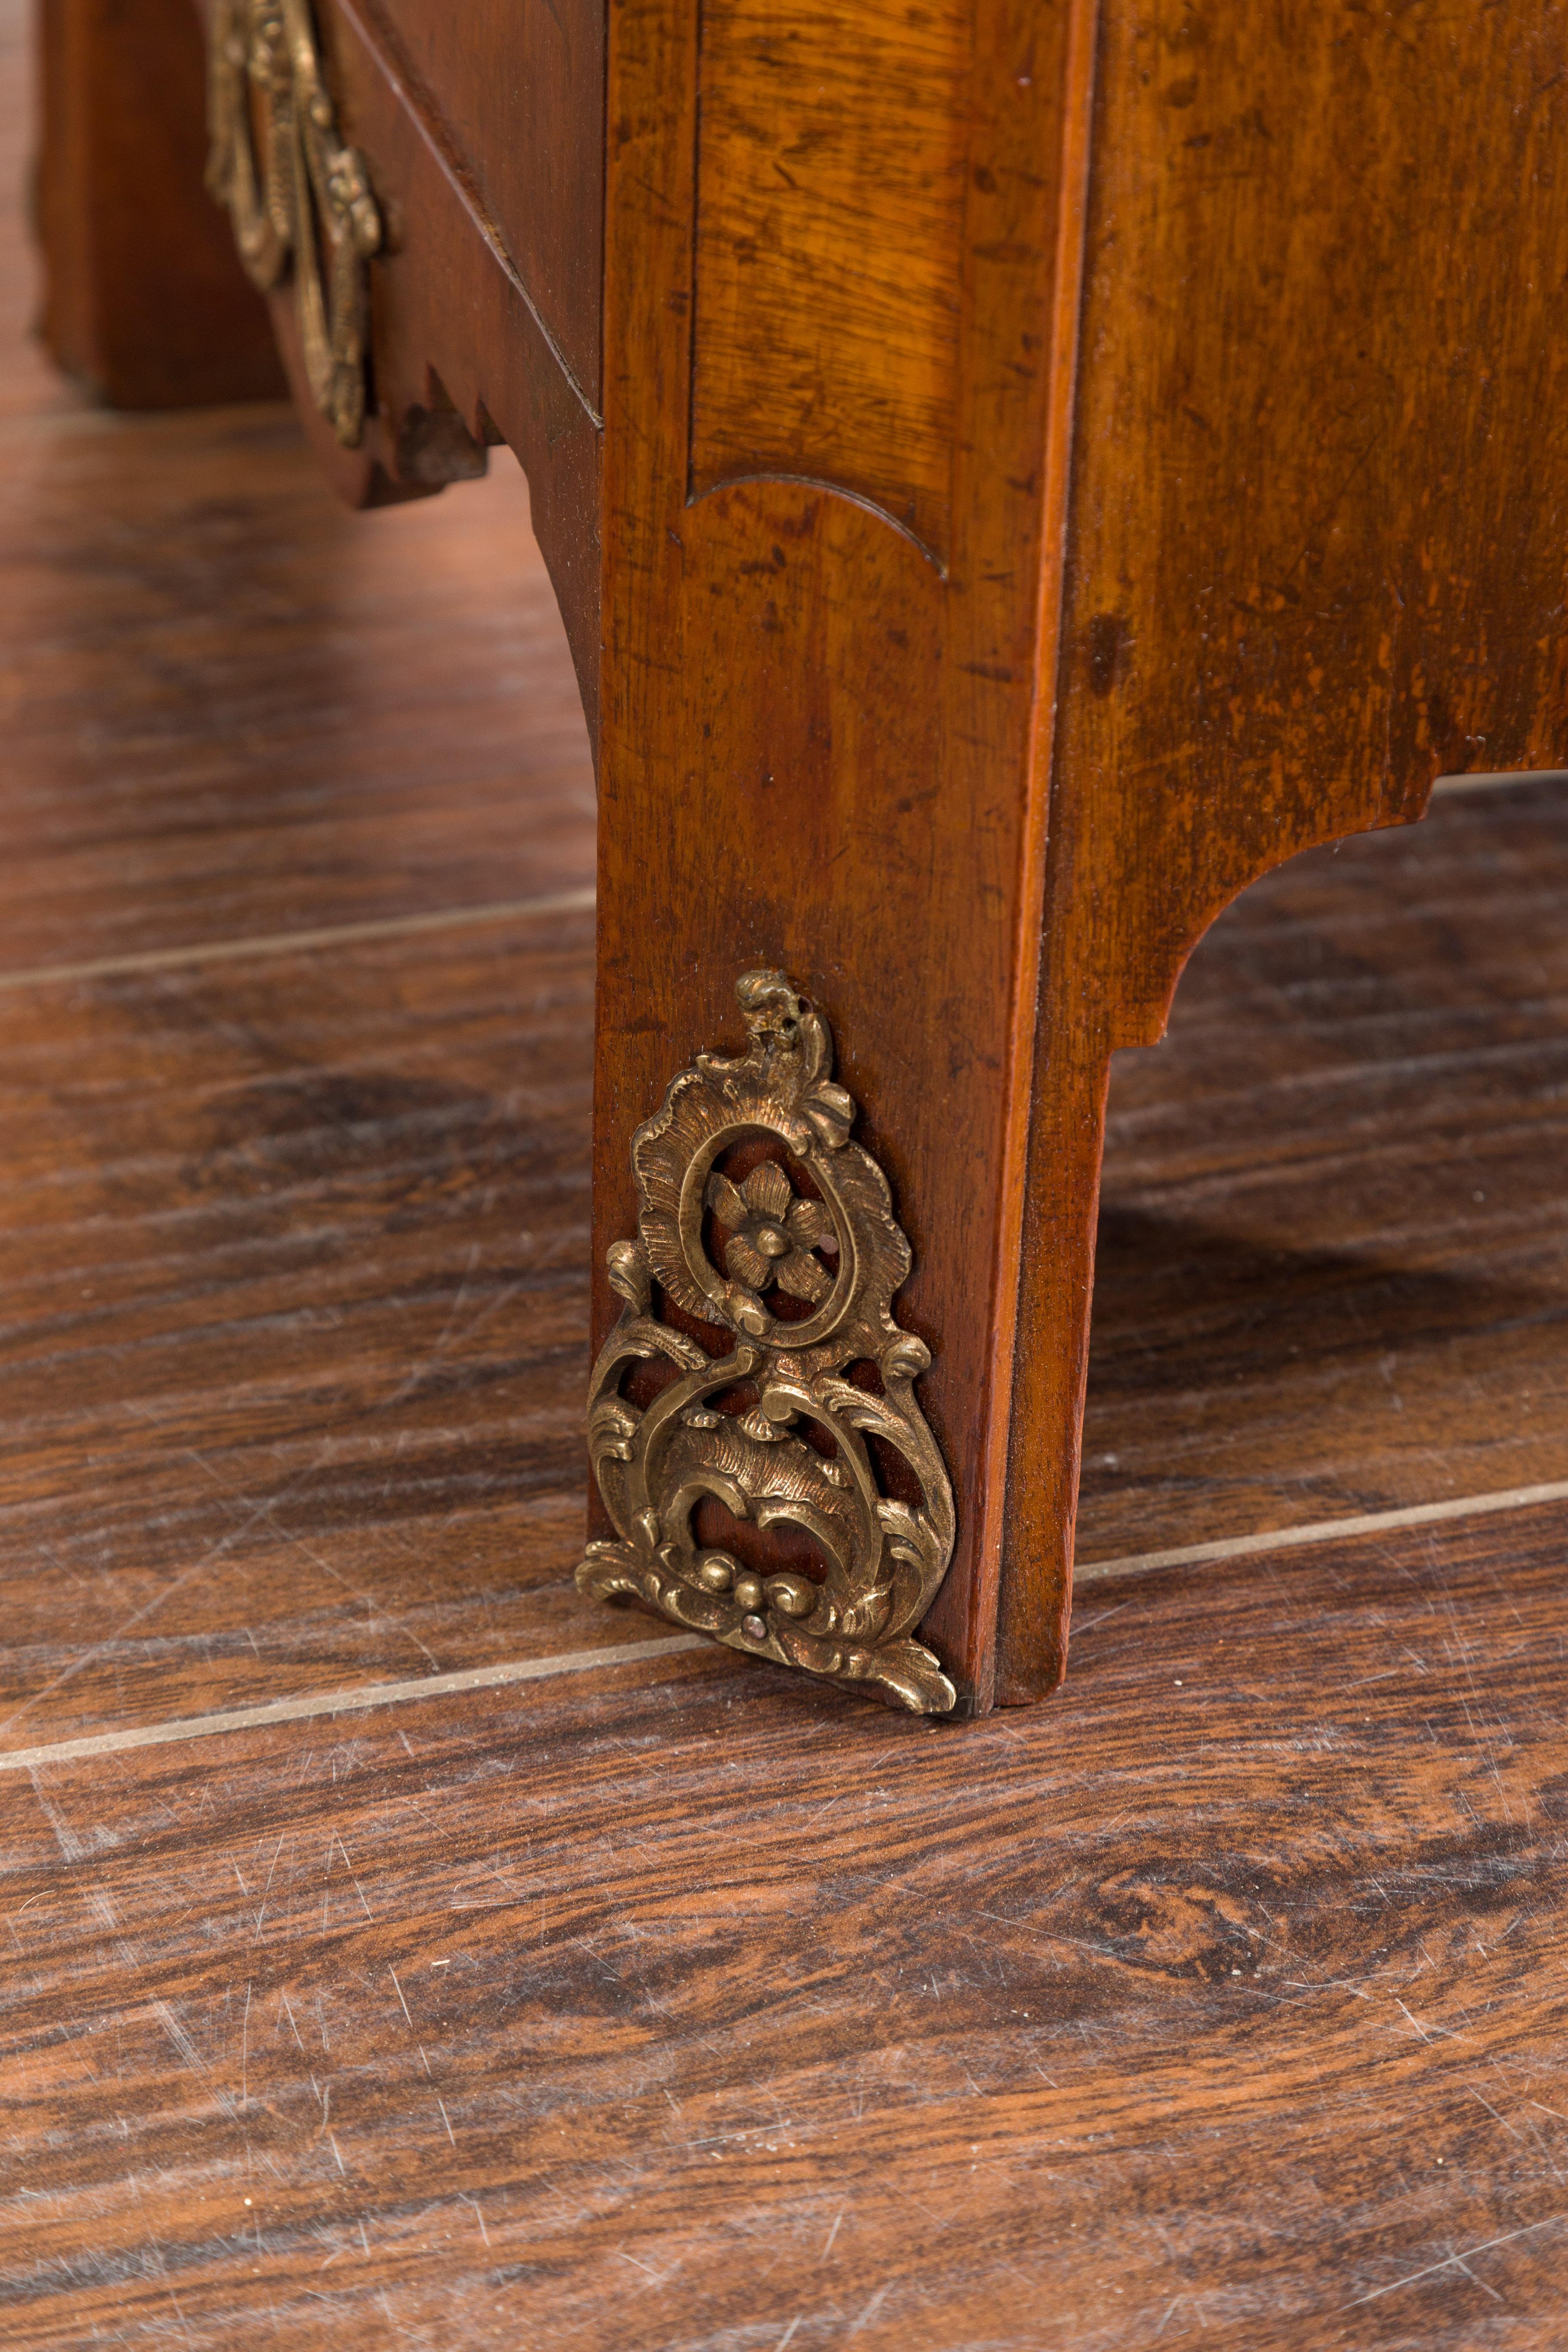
[9,1478,1566,1773]
[1076,1476,1568,1582]
[0,886,597,995]
[0,1635,711,1772]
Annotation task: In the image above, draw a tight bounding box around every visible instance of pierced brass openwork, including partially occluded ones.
[577,972,957,1714]
[206,0,381,447]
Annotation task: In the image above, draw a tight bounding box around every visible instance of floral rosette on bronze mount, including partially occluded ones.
[576,970,957,1714]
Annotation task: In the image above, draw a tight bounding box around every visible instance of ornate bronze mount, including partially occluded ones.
[206,0,381,447]
[577,973,957,1714]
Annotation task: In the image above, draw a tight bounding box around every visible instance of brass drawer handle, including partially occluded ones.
[206,0,381,447]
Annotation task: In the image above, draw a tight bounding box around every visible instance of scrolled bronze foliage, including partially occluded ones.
[206,0,381,447]
[577,971,957,1714]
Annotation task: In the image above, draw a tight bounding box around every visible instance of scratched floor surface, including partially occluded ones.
[2,6,1568,2346]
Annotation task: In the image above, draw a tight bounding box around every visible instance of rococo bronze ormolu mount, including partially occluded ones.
[206,0,380,447]
[576,972,957,1714]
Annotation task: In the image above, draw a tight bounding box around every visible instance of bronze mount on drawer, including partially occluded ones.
[205,0,380,447]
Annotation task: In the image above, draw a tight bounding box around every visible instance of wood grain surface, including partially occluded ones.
[0,916,617,1749]
[0,408,592,970]
[690,0,968,559]
[7,9,1568,2338]
[1078,775,1568,1564]
[587,0,1568,1704]
[351,0,605,401]
[596,0,1085,1705]
[6,1501,1568,2349]
[306,0,605,720]
[0,1,70,422]
[998,0,1568,1697]
[34,0,284,407]
[12,0,595,958]
[61,0,1564,1701]
[8,774,1568,1751]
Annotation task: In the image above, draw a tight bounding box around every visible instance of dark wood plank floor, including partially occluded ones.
[1080,777,1568,1564]
[0,919,614,1746]
[9,1506,1568,2350]
[2,7,1566,2345]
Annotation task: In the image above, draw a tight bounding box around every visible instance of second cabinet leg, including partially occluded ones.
[35,0,283,406]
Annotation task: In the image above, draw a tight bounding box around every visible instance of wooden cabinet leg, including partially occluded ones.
[582,0,1099,1717]
[35,0,284,406]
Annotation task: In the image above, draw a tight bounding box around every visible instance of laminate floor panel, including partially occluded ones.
[0,914,613,1746]
[5,1504,1566,2352]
